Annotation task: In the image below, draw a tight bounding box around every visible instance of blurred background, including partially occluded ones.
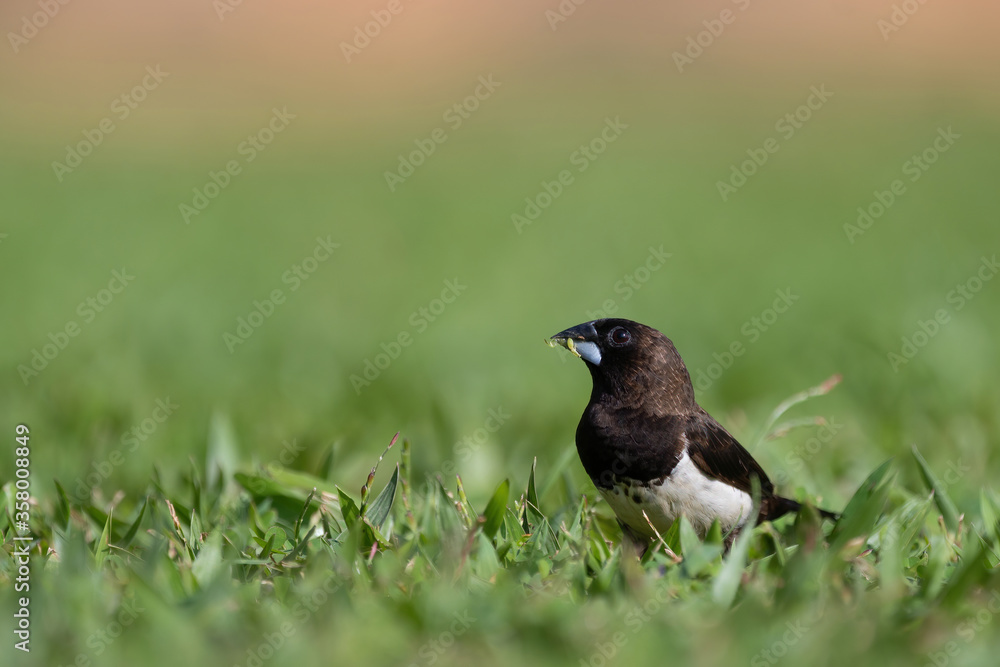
[2,0,999,514]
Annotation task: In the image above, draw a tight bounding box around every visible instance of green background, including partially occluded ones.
[2,1,999,666]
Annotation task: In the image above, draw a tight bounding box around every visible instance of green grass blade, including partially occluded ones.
[293,487,317,542]
[828,458,894,552]
[481,478,510,540]
[364,463,399,530]
[911,444,960,531]
[94,509,112,570]
[120,496,149,547]
[751,374,841,450]
[206,411,240,498]
[192,530,225,587]
[981,487,1000,541]
[52,479,71,529]
[337,487,361,529]
[713,520,754,607]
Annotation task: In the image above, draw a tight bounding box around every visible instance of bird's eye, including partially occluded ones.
[609,327,631,346]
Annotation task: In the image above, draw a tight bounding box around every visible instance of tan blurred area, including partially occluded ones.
[1,0,998,132]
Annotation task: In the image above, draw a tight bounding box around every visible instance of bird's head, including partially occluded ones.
[547,318,697,412]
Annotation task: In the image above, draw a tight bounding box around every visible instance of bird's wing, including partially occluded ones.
[682,413,774,497]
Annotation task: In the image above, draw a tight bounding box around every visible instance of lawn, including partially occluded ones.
[3,3,1000,666]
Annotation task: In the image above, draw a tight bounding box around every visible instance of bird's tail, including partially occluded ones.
[764,496,839,523]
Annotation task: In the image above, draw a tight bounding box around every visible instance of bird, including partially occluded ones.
[547,318,837,553]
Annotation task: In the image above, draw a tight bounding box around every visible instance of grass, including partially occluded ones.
[3,62,1000,667]
[4,379,1000,667]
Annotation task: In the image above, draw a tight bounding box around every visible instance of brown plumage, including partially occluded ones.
[548,318,837,553]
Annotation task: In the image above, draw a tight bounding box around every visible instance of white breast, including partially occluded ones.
[598,451,753,538]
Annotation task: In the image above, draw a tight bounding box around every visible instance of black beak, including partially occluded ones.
[546,321,599,356]
[549,321,599,343]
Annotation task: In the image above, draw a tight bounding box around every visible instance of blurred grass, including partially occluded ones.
[2,78,999,504]
[3,418,1000,667]
[3,3,1000,664]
